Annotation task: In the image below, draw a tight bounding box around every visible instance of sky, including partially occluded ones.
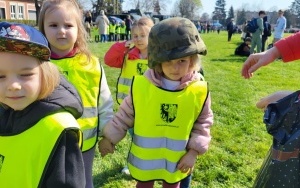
[121,0,294,16]
[200,0,294,15]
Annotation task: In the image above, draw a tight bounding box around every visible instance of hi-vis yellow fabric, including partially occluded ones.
[129,75,208,183]
[0,112,81,187]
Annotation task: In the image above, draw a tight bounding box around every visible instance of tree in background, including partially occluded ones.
[290,0,300,28]
[92,0,122,15]
[119,0,169,14]
[236,9,247,25]
[212,0,226,26]
[34,0,43,25]
[153,0,161,14]
[171,0,202,19]
[226,5,234,24]
[200,12,210,22]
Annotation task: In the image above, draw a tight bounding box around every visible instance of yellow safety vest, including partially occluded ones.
[116,57,148,104]
[116,26,121,34]
[51,54,101,152]
[120,25,126,34]
[0,112,81,188]
[129,76,208,183]
[109,24,116,33]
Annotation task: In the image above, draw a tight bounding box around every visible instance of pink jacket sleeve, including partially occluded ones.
[187,93,213,155]
[104,41,128,68]
[275,32,300,62]
[103,95,134,145]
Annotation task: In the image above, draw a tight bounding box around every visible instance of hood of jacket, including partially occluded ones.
[144,69,202,90]
[0,76,83,135]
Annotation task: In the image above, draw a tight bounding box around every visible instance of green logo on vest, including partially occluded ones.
[161,104,177,123]
[137,63,147,75]
[0,154,4,172]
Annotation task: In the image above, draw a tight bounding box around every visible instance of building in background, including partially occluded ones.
[0,0,36,20]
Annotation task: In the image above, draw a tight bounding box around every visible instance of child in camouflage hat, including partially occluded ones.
[99,17,213,188]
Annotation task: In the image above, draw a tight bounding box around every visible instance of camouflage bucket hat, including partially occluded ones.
[148,17,207,68]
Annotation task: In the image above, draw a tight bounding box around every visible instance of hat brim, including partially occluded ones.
[0,37,50,61]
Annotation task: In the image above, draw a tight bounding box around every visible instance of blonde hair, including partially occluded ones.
[38,0,92,64]
[38,61,60,100]
[153,54,201,75]
[131,17,154,34]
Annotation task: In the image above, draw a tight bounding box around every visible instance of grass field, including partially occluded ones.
[88,31,299,188]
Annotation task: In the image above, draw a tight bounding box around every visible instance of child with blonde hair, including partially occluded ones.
[0,22,84,187]
[99,17,213,188]
[104,16,154,104]
[38,0,114,187]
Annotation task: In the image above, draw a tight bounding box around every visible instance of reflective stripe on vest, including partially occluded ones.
[0,112,81,188]
[129,75,208,183]
[116,58,148,104]
[51,54,101,152]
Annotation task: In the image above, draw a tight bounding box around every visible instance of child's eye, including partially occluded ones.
[20,73,34,77]
[0,75,5,79]
[49,24,57,27]
[66,24,74,28]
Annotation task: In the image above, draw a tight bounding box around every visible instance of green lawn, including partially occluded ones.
[89,31,299,187]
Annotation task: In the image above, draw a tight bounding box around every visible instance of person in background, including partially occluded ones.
[235,37,251,57]
[84,11,92,42]
[99,17,213,188]
[119,21,126,41]
[241,28,300,79]
[0,22,85,188]
[273,9,286,44]
[250,10,266,54]
[241,20,251,41]
[95,10,110,43]
[103,16,154,176]
[125,14,133,40]
[227,18,234,42]
[261,16,271,52]
[38,0,114,187]
[109,19,117,42]
[104,17,154,105]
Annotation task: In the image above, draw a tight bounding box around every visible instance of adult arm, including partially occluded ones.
[241,32,300,78]
[274,32,300,62]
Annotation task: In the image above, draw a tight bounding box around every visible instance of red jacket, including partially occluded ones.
[275,32,300,62]
[104,41,141,68]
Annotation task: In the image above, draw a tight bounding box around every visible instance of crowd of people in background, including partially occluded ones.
[231,9,286,57]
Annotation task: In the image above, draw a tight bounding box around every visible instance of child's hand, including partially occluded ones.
[125,40,133,48]
[177,149,198,174]
[98,137,115,157]
[256,91,293,110]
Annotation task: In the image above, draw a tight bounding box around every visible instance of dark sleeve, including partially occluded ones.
[41,130,85,188]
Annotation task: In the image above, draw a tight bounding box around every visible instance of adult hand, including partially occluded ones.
[241,47,281,79]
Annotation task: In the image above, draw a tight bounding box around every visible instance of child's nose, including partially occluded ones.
[8,81,21,91]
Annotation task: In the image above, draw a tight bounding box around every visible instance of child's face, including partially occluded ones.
[161,56,192,81]
[131,26,150,52]
[43,7,78,55]
[0,53,41,110]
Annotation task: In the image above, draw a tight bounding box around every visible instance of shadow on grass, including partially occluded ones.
[93,164,133,187]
